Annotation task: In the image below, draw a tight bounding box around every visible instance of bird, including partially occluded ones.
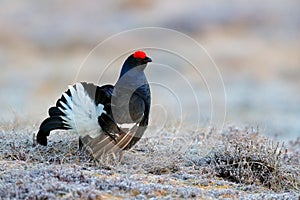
[36,50,152,160]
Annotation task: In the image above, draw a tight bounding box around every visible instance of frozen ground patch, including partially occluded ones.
[0,125,299,199]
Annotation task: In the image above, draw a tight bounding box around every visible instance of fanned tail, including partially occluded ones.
[36,82,106,146]
[36,116,70,146]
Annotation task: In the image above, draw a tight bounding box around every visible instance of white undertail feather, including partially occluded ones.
[59,83,106,138]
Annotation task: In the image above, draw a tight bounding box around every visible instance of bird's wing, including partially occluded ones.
[82,122,141,160]
[83,97,149,159]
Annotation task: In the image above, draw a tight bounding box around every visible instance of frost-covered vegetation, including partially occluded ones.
[0,123,299,199]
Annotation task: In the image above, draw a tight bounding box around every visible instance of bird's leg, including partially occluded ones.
[118,151,124,162]
[78,136,84,150]
[78,135,93,151]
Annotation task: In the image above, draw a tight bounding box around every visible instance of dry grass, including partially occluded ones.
[0,123,299,199]
[201,127,300,192]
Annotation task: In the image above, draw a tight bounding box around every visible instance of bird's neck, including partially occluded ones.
[115,67,149,103]
[118,65,148,88]
[119,63,147,78]
[117,71,147,89]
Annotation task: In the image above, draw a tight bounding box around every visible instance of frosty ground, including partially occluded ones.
[0,123,299,199]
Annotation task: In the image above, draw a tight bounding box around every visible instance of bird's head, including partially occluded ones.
[120,51,152,78]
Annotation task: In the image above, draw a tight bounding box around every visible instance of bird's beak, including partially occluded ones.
[145,57,152,63]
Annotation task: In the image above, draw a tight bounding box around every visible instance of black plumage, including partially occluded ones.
[36,51,152,158]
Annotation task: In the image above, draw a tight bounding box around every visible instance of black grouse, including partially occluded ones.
[36,51,152,159]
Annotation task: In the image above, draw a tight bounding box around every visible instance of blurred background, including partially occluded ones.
[0,0,299,141]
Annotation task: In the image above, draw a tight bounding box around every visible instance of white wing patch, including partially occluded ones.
[59,83,106,138]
